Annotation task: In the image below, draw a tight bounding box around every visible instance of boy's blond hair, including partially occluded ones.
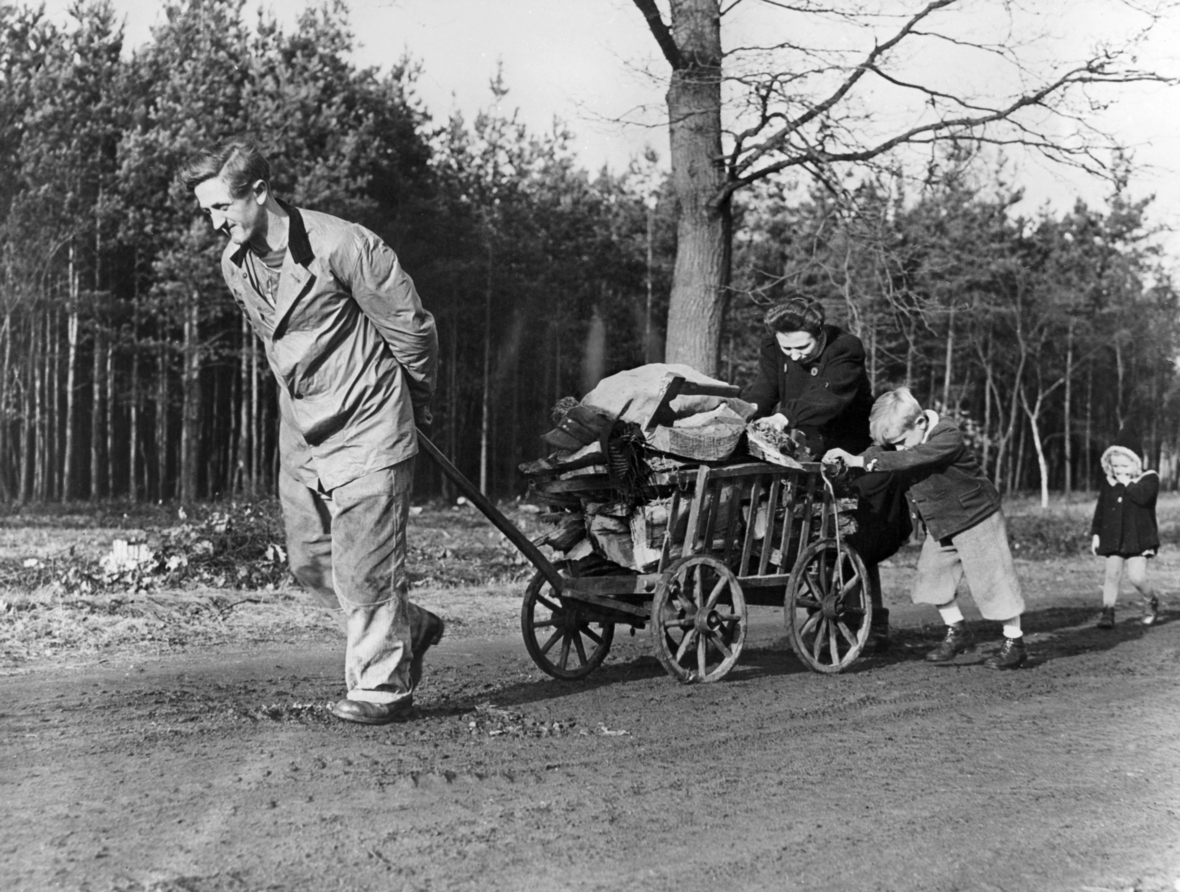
[869,386,925,446]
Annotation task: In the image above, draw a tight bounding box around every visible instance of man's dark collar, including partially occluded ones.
[229,198,313,267]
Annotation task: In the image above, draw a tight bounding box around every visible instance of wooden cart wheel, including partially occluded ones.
[785,538,871,674]
[521,570,615,680]
[650,556,747,684]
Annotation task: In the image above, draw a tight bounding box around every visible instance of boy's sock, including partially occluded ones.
[1001,617,1023,640]
[938,603,965,627]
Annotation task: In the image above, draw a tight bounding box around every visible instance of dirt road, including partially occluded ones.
[3,563,1180,892]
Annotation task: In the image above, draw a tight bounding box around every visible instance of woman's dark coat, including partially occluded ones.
[742,325,874,456]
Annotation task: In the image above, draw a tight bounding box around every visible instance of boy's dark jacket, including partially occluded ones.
[862,413,1001,541]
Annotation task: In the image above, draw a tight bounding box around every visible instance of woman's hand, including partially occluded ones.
[1091,534,1100,556]
[823,447,864,469]
[758,412,789,432]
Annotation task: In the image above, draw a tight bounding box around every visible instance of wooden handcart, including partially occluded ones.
[421,433,873,684]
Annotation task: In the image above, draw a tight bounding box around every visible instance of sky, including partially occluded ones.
[36,0,1180,266]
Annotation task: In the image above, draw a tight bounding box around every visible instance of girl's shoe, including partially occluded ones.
[1142,596,1160,627]
[1097,606,1115,629]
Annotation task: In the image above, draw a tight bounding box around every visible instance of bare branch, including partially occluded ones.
[733,0,958,175]
[631,0,684,69]
[723,61,1177,198]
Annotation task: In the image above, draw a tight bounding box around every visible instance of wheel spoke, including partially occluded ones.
[675,627,698,662]
[811,617,827,661]
[559,634,572,669]
[531,618,556,630]
[828,619,839,662]
[697,633,707,677]
[705,630,733,660]
[834,619,858,648]
[704,576,728,611]
[839,572,864,601]
[816,557,830,595]
[579,624,605,646]
[799,610,821,637]
[535,592,562,614]
[573,631,590,666]
[690,564,704,609]
[662,614,690,631]
[538,627,562,656]
[802,571,822,600]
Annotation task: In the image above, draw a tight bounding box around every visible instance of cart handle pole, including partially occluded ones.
[417,432,564,592]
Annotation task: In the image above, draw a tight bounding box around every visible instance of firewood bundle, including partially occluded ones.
[518,365,854,574]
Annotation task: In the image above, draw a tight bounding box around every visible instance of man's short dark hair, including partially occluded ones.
[178,138,271,197]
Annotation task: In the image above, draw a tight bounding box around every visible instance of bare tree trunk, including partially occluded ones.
[105,342,114,496]
[663,0,729,375]
[155,341,169,500]
[1084,364,1094,491]
[48,310,59,500]
[63,244,80,500]
[977,333,990,470]
[479,237,492,495]
[128,253,141,501]
[90,314,103,500]
[234,316,250,496]
[867,323,878,390]
[942,306,954,410]
[1114,339,1127,429]
[443,321,457,502]
[250,334,260,495]
[34,312,46,500]
[180,299,200,502]
[0,310,10,502]
[645,201,655,363]
[129,342,139,500]
[1063,325,1074,496]
[1019,389,1052,508]
[19,316,33,503]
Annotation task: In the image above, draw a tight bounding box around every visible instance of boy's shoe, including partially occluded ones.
[984,637,1027,670]
[925,621,974,663]
[1097,606,1115,629]
[410,610,446,690]
[1142,595,1160,627]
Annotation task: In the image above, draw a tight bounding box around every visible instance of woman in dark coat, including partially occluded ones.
[743,295,910,649]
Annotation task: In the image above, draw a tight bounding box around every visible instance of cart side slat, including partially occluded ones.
[739,476,764,577]
[758,475,783,576]
[682,464,710,561]
[657,487,683,574]
[721,474,744,566]
[700,475,720,560]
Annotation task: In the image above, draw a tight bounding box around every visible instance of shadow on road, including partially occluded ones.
[861,604,1162,670]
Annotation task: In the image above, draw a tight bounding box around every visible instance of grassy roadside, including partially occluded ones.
[1,493,1176,670]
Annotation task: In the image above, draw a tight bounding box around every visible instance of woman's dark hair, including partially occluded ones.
[177,138,271,198]
[764,294,825,337]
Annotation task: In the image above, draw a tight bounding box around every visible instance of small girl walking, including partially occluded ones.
[1090,428,1161,628]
